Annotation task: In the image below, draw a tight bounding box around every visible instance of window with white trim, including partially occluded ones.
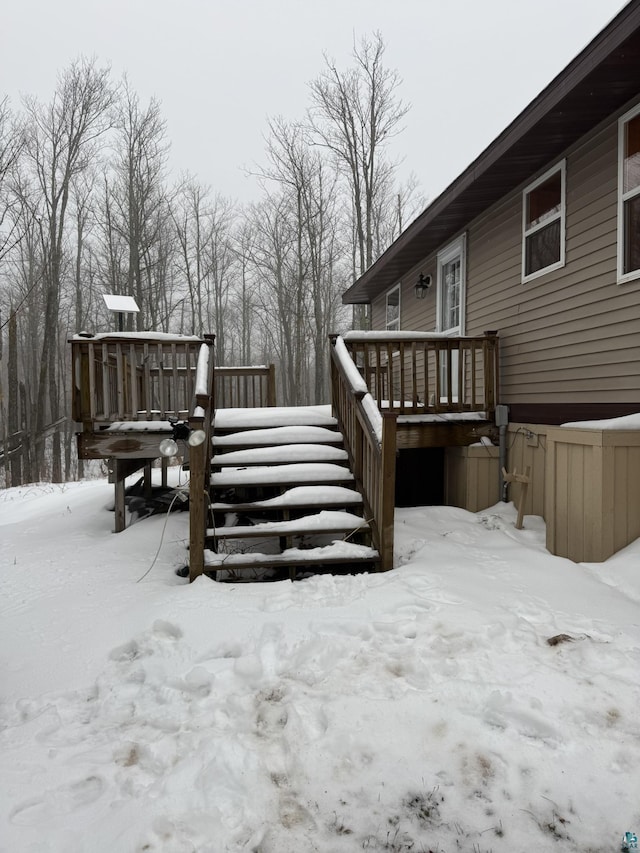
[436,235,466,401]
[386,284,400,331]
[522,161,566,282]
[436,236,466,334]
[618,104,640,281]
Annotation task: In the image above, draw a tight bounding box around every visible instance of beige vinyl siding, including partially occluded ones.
[371,258,439,333]
[545,427,640,561]
[369,105,640,407]
[371,298,386,330]
[466,114,640,405]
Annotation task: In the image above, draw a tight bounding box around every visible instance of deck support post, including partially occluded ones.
[144,462,153,499]
[379,412,397,571]
[188,411,209,582]
[267,364,277,407]
[114,460,126,533]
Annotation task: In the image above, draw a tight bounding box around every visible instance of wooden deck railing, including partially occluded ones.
[341,332,499,418]
[330,336,397,571]
[214,365,276,409]
[70,333,211,426]
[70,336,278,428]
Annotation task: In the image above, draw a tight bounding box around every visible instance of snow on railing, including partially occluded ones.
[334,335,369,394]
[333,335,382,444]
[195,343,211,398]
[329,335,396,571]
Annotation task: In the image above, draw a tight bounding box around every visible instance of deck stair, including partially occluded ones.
[204,406,379,580]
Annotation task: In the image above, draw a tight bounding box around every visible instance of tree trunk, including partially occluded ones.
[7,309,22,485]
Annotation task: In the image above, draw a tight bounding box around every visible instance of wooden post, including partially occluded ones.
[144,462,153,499]
[189,414,208,583]
[379,412,397,571]
[502,465,531,529]
[113,458,126,533]
[266,364,276,407]
[434,344,442,412]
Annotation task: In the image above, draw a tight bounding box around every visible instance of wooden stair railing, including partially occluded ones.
[329,335,397,571]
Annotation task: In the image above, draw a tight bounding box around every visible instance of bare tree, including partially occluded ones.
[172,178,211,336]
[1,177,48,484]
[110,81,169,330]
[94,171,127,311]
[0,97,25,264]
[308,32,409,327]
[232,219,258,366]
[259,117,345,402]
[172,179,237,350]
[18,59,114,481]
[0,98,25,485]
[373,171,426,259]
[246,192,300,405]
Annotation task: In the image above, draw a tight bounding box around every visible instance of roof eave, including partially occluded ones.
[343,0,640,305]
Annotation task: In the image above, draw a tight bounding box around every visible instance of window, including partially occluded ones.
[618,104,640,281]
[386,285,400,331]
[436,236,466,334]
[436,235,466,400]
[522,161,566,282]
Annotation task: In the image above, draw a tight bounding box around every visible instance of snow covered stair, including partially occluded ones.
[209,510,369,540]
[210,484,364,514]
[204,406,379,580]
[212,424,344,450]
[212,444,349,466]
[211,462,354,489]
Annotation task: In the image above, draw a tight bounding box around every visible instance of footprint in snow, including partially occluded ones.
[151,619,183,640]
[279,795,316,830]
[109,639,147,663]
[108,622,185,667]
[9,774,105,826]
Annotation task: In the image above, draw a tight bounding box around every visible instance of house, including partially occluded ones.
[341,0,640,563]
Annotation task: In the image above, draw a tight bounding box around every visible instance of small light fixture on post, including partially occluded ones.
[414,273,432,299]
[159,419,207,458]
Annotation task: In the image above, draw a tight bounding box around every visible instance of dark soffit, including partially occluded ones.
[343,0,640,304]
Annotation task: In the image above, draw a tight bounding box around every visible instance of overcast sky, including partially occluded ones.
[1,0,629,206]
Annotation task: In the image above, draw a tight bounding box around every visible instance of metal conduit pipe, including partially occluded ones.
[495,404,509,501]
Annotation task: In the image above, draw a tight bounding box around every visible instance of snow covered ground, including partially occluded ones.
[1,475,639,853]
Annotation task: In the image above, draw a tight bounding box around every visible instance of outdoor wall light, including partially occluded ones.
[415,273,432,299]
[188,429,206,447]
[159,421,207,458]
[159,438,179,458]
